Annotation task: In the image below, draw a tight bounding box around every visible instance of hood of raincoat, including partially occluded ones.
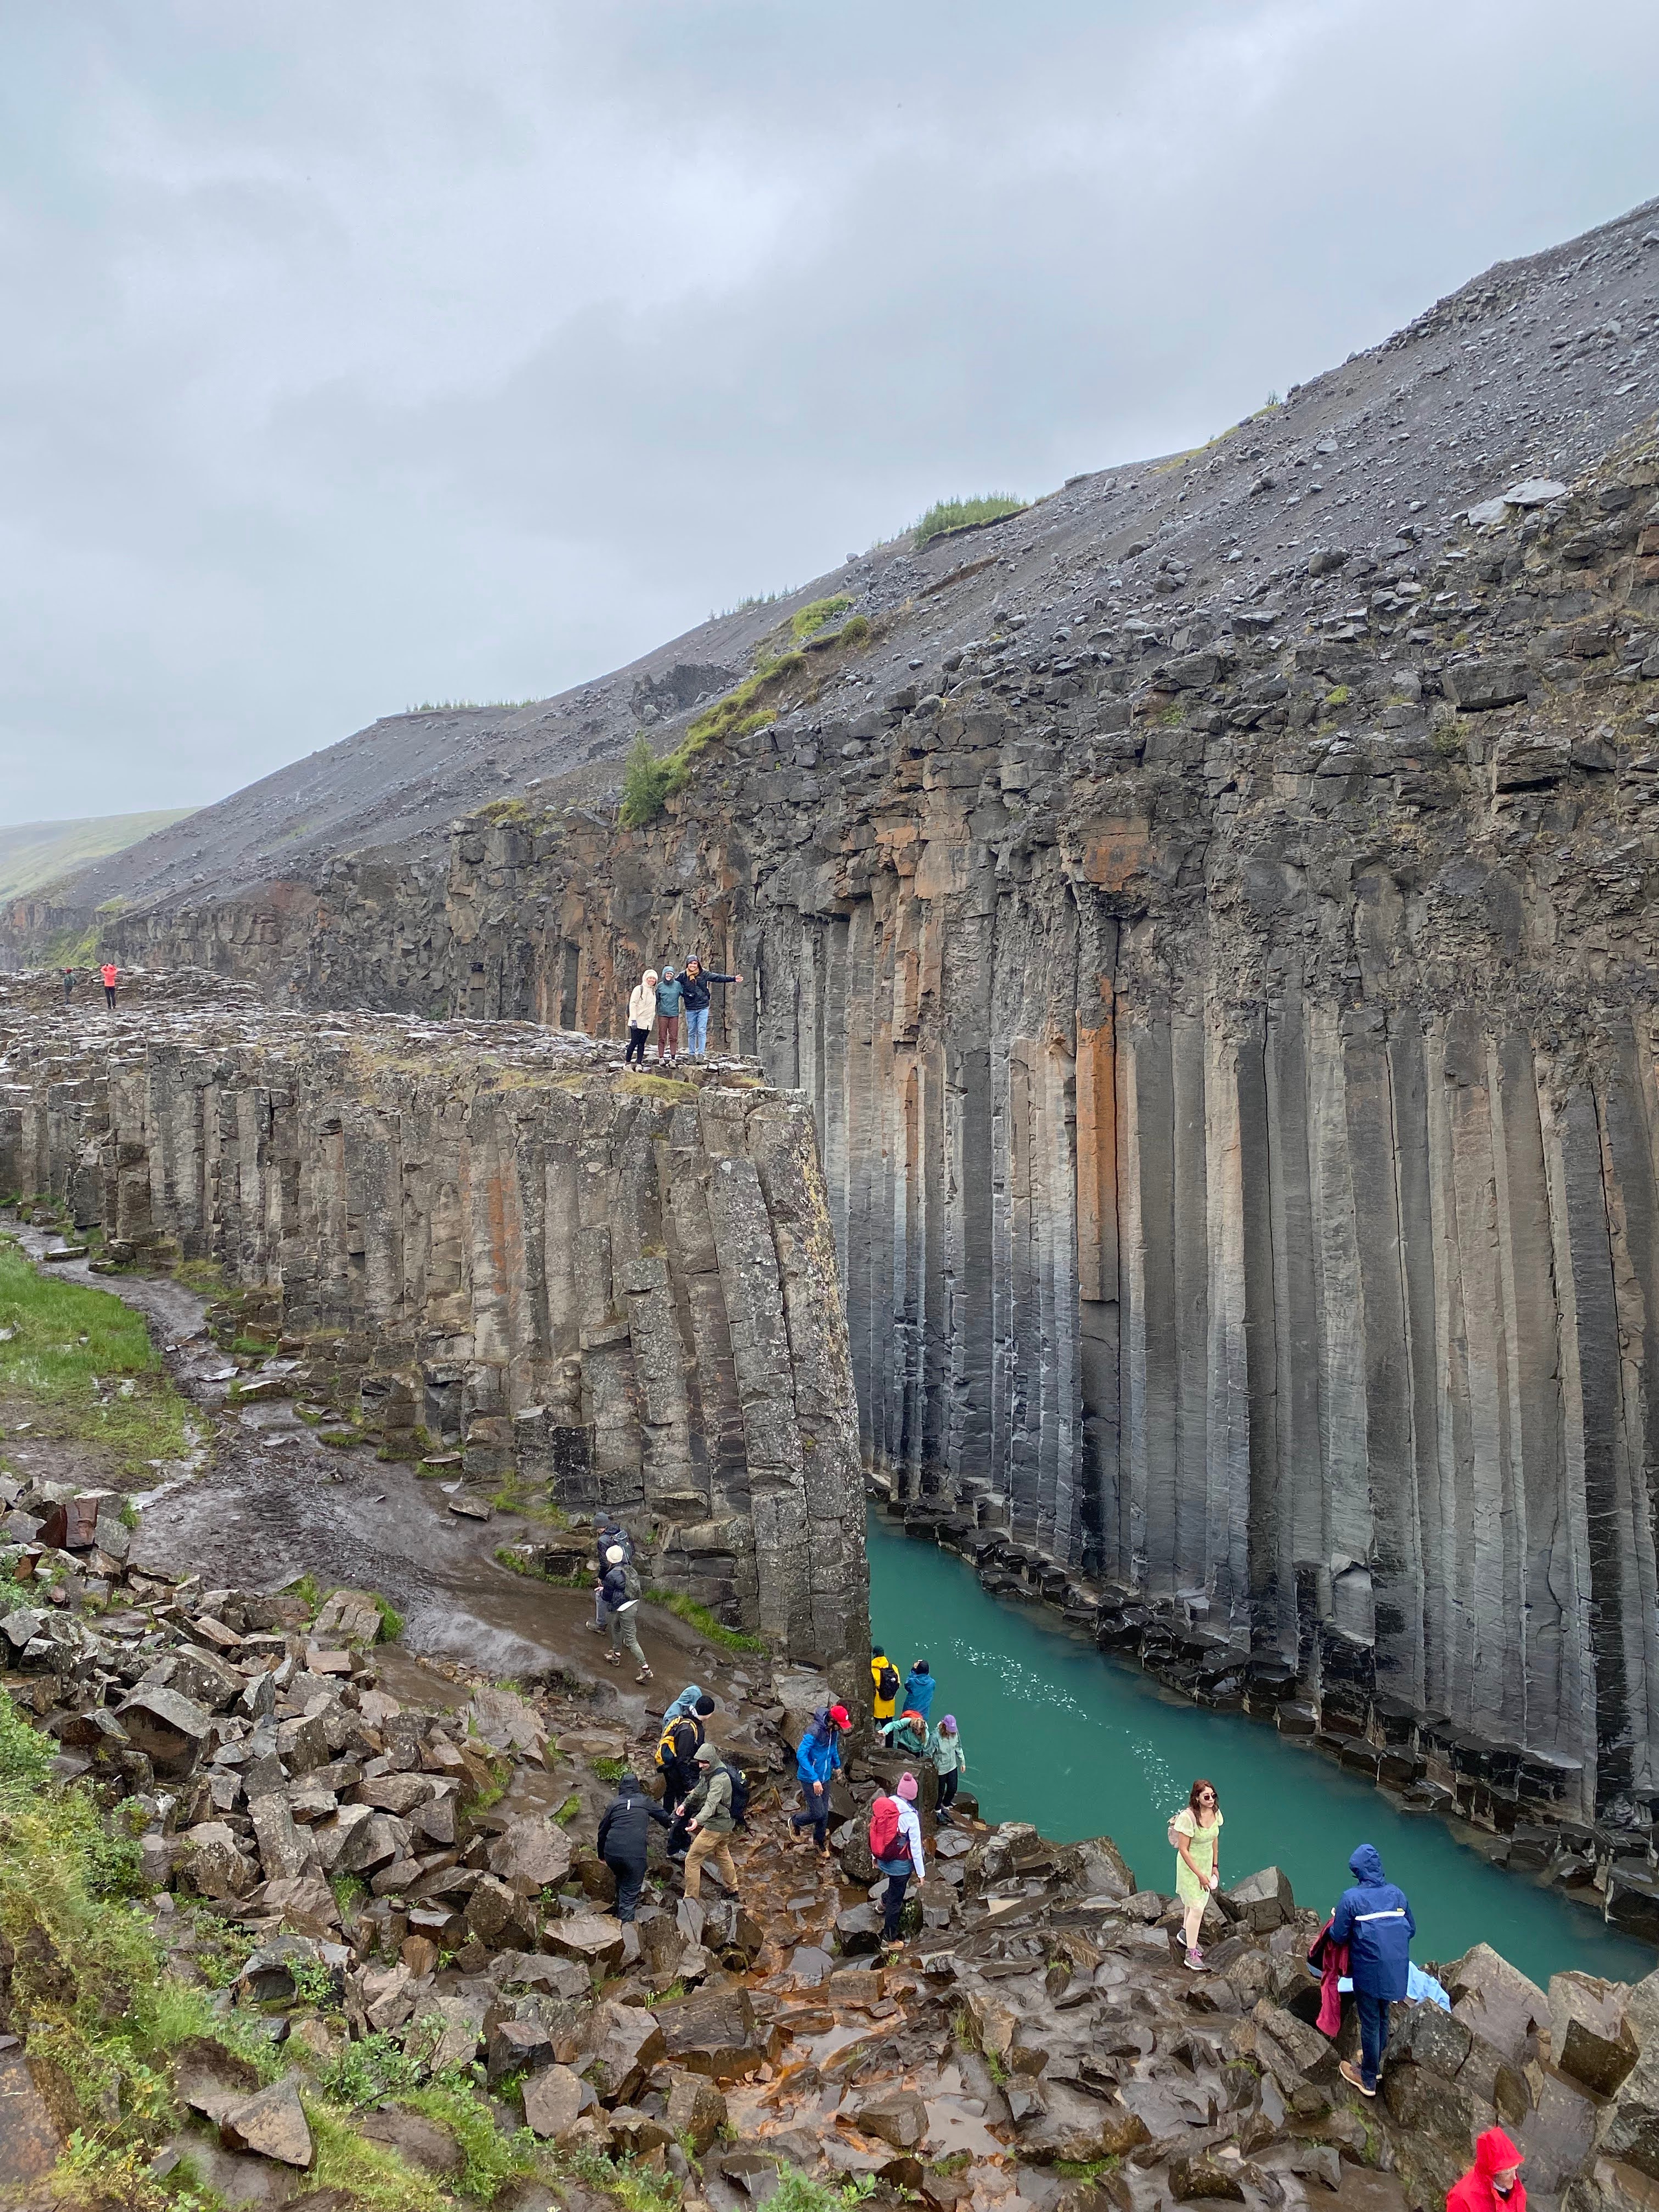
[1349,1843,1386,1884]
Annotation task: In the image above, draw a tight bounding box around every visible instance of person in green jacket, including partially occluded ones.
[928,1713,967,1824]
[654,967,685,1064]
[681,1742,737,1901]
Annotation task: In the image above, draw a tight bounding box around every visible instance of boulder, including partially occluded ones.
[655,1986,776,2081]
[1017,2082,1150,2164]
[665,2073,728,2155]
[119,1684,213,1770]
[1444,660,1532,712]
[1169,2152,1247,2202]
[522,2063,587,2142]
[312,1589,385,1644]
[543,1913,626,1976]
[248,1793,311,1884]
[1446,1944,1548,2069]
[465,1873,538,1952]
[490,1815,575,1898]
[219,2075,313,2168]
[1221,1867,1295,1934]
[1553,1974,1640,2098]
[852,2090,928,2150]
[182,1820,260,1900]
[487,2018,553,2088]
[356,2110,463,2179]
[585,2001,666,2105]
[469,1685,547,1761]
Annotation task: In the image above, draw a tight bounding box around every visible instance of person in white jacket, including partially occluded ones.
[871,1771,926,1946]
[625,970,658,1065]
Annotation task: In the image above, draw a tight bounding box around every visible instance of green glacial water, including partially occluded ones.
[868,1513,1656,1987]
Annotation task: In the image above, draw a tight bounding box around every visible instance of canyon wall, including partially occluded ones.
[10,206,1659,1824]
[0,978,868,1665]
[74,431,1659,1827]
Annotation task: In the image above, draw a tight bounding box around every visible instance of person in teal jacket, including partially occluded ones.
[654,967,685,1063]
[903,1660,935,1723]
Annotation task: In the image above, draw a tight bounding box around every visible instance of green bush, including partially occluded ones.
[913,494,1025,549]
[790,595,852,641]
[0,1687,51,1794]
[620,734,675,829]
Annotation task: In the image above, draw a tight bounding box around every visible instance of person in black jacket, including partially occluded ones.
[596,1771,674,1921]
[657,1694,717,1818]
[678,956,743,1061]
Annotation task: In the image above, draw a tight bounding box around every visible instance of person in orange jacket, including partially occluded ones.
[1447,2129,1525,2212]
[100,962,118,1008]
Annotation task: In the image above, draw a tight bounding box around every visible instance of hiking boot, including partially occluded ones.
[635,1667,654,1683]
[606,1652,621,1666]
[1339,2061,1376,2099]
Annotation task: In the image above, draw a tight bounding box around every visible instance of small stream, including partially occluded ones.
[868,1511,1656,1986]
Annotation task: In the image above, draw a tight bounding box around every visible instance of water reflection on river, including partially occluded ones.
[867,1511,1655,1986]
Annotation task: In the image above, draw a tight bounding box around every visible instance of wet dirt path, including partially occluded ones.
[3,1215,736,1722]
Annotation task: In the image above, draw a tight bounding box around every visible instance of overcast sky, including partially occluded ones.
[2,1,1656,826]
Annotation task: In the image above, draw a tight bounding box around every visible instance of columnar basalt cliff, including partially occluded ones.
[8,202,1659,1824]
[0,976,867,1665]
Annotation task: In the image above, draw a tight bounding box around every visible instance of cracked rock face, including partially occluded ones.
[0,991,866,1664]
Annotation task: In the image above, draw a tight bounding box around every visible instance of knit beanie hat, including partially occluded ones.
[694,1694,715,1715]
[897,1773,918,1800]
[941,1715,957,1731]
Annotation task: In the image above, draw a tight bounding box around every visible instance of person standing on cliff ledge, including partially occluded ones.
[625,969,658,1065]
[100,961,118,1008]
[654,965,685,1064]
[678,955,742,1060]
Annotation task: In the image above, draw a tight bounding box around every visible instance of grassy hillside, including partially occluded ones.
[0,809,196,902]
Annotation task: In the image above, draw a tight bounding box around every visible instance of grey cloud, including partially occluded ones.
[2,0,1656,821]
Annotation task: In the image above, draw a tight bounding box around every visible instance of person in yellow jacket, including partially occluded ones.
[871,1644,902,1725]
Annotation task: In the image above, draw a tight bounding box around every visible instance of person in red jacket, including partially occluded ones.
[100,962,118,1009]
[1447,2129,1525,2212]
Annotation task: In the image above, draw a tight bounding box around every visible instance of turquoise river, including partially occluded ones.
[867,1512,1656,1987]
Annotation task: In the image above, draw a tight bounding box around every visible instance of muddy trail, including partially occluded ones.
[3,1216,735,1722]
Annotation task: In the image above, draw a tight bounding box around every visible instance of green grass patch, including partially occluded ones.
[0,1234,190,1477]
[620,641,833,827]
[645,1586,766,1653]
[1323,684,1352,709]
[591,1756,629,1784]
[371,1592,405,1642]
[1053,2158,1121,2180]
[620,1073,699,1106]
[789,595,853,641]
[0,1684,53,1792]
[912,495,1025,549]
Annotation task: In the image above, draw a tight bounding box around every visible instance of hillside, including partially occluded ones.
[0,807,195,903]
[10,194,1657,934]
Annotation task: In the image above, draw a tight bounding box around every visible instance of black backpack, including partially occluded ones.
[876,1660,900,1702]
[725,1763,751,1827]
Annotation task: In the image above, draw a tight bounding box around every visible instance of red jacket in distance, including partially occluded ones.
[1447,2129,1525,2212]
[101,965,118,988]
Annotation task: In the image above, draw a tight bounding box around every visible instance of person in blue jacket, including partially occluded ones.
[903,1660,935,1725]
[789,1703,850,1855]
[1331,1843,1415,2098]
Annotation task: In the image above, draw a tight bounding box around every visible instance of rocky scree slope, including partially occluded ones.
[8,196,1657,944]
[0,972,866,1668]
[6,1533,1659,2212]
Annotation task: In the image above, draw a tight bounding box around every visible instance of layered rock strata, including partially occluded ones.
[0,979,866,1662]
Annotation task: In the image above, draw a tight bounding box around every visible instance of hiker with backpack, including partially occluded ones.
[928,1714,966,1824]
[680,1742,740,1901]
[596,1770,675,1922]
[903,1659,935,1724]
[869,1772,926,1946]
[790,1703,851,1855]
[656,1693,717,1817]
[599,1544,653,1683]
[871,1646,901,1726]
[588,1517,632,1634]
[1331,1843,1415,2099]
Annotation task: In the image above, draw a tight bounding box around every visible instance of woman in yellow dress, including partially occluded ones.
[1171,1779,1222,1970]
